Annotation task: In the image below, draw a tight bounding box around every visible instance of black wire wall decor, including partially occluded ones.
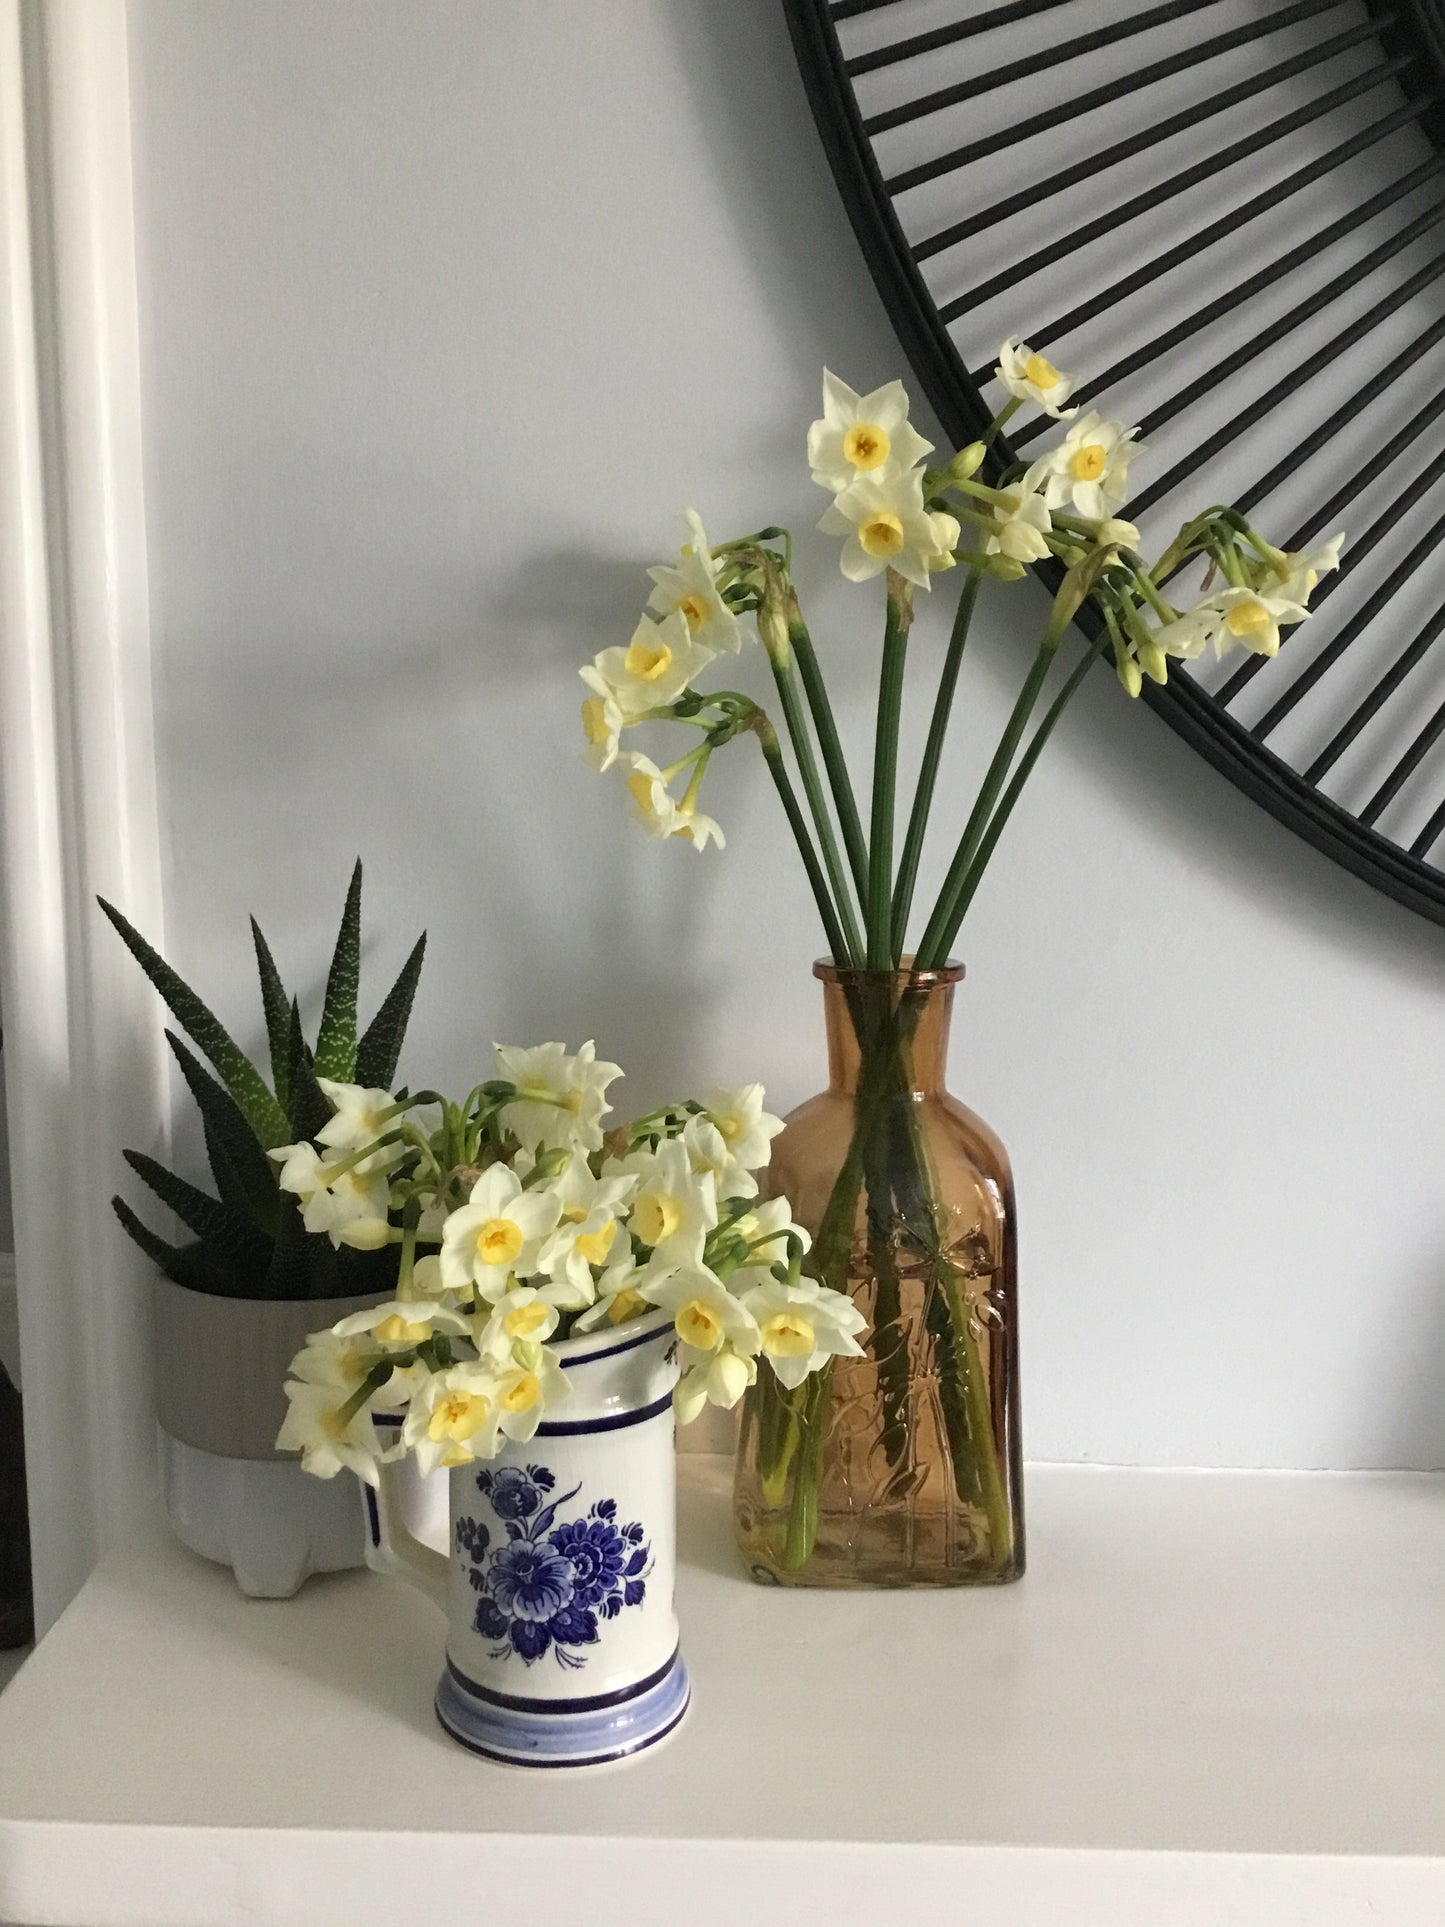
[784,0,1445,927]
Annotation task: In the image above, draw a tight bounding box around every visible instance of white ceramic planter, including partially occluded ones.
[153,1277,448,1598]
[366,1308,689,1767]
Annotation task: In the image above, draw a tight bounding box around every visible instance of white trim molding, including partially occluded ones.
[0,0,166,1630]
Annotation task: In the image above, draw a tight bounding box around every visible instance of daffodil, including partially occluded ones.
[570,1252,650,1333]
[671,799,726,852]
[923,508,961,573]
[647,510,742,655]
[640,1262,760,1358]
[437,1161,562,1300]
[472,1285,563,1362]
[494,1039,623,1156]
[275,1380,386,1485]
[495,1348,570,1444]
[1265,533,1344,613]
[541,1192,632,1303]
[740,1275,867,1390]
[271,1141,393,1248]
[674,1342,756,1424]
[590,610,715,721]
[981,488,1052,565]
[807,370,933,494]
[701,1083,785,1172]
[618,751,685,839]
[818,465,945,591]
[331,1298,466,1350]
[1205,587,1307,660]
[731,1196,811,1267]
[402,1363,505,1475]
[619,1137,718,1270]
[996,339,1078,418]
[579,666,627,773]
[315,1080,403,1168]
[682,1114,757,1201]
[1024,413,1142,520]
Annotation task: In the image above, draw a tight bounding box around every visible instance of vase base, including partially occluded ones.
[735,1508,1024,1589]
[434,1648,691,1769]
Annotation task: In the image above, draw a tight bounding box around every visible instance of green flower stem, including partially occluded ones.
[891,567,981,956]
[867,575,914,969]
[765,649,864,965]
[752,717,852,969]
[781,1370,829,1570]
[931,629,1111,952]
[786,590,871,908]
[914,637,1056,968]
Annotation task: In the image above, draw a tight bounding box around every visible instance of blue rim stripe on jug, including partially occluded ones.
[435,1698,690,1770]
[444,1644,680,1716]
[558,1321,673,1369]
[534,1388,674,1437]
[434,1650,691,1769]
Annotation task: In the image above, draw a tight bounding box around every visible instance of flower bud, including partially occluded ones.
[946,442,987,485]
[983,553,1027,581]
[1096,519,1141,550]
[756,600,790,665]
[1115,650,1143,700]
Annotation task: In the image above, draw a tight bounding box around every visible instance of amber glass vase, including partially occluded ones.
[733,962,1024,1588]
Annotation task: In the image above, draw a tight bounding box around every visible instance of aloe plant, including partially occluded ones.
[102,861,426,1300]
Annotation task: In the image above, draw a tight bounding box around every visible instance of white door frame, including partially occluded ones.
[0,0,168,1630]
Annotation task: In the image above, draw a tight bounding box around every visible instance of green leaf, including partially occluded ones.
[286,999,332,1141]
[250,918,293,1115]
[261,1190,329,1300]
[122,1150,273,1272]
[354,932,427,1089]
[98,897,290,1148]
[110,1197,251,1297]
[166,1032,280,1232]
[313,859,362,1081]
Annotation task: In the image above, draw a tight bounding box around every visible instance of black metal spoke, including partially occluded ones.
[1303,598,1445,785]
[1360,695,1445,825]
[897,11,1388,207]
[1408,794,1445,856]
[850,0,1220,87]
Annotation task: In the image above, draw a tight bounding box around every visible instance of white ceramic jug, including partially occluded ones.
[365,1308,690,1768]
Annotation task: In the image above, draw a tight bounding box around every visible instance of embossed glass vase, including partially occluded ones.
[365,1308,690,1766]
[734,962,1024,1588]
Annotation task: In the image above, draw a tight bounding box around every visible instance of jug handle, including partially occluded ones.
[361,1459,448,1613]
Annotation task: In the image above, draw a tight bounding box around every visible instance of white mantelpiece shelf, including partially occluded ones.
[0,1459,1441,1927]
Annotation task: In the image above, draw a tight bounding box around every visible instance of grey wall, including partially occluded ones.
[125,0,1445,1470]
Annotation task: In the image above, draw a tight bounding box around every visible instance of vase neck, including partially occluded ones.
[817,964,960,1098]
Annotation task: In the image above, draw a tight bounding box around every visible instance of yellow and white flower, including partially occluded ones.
[740,1275,867,1391]
[1151,586,1307,665]
[437,1161,563,1300]
[671,799,726,852]
[494,1039,623,1156]
[619,1137,718,1270]
[271,1141,393,1249]
[275,1380,386,1485]
[640,1262,760,1359]
[647,510,742,656]
[1265,533,1344,613]
[315,1080,402,1169]
[996,339,1077,418]
[732,1196,811,1267]
[287,1328,423,1413]
[981,488,1052,564]
[702,1083,785,1172]
[807,370,933,495]
[570,1253,650,1334]
[682,1114,757,1202]
[590,609,715,721]
[495,1349,570,1445]
[818,465,946,591]
[1024,413,1142,521]
[541,1197,631,1303]
[331,1299,466,1350]
[923,508,962,574]
[674,1343,756,1424]
[472,1285,563,1362]
[618,752,685,839]
[401,1362,505,1475]
[579,666,627,773]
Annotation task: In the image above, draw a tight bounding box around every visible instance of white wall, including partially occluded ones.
[124,0,1445,1473]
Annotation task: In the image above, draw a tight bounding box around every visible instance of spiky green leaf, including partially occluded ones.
[98,897,289,1148]
[355,931,427,1089]
[111,1197,251,1297]
[261,1190,326,1299]
[250,917,293,1115]
[166,1032,279,1232]
[286,999,332,1141]
[313,859,362,1081]
[122,1151,273,1272]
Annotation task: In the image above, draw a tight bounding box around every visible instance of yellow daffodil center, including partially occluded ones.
[476,1217,524,1267]
[715,1112,742,1143]
[608,1287,646,1325]
[581,696,612,746]
[320,1407,349,1441]
[1070,444,1108,483]
[575,1218,618,1267]
[843,422,891,471]
[504,1301,552,1339]
[676,1298,724,1351]
[374,1313,431,1346]
[428,1391,489,1443]
[627,771,660,814]
[674,590,709,631]
[624,633,674,681]
[760,1310,816,1357]
[1023,352,1060,390]
[562,1203,588,1224]
[634,1191,683,1246]
[1225,599,1271,638]
[859,511,905,559]
[501,1371,541,1414]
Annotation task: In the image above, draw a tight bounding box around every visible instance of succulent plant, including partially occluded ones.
[101,861,425,1299]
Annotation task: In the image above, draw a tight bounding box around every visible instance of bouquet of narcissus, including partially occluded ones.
[274,1042,864,1483]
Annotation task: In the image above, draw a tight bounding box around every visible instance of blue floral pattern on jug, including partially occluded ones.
[457,1464,651,1669]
